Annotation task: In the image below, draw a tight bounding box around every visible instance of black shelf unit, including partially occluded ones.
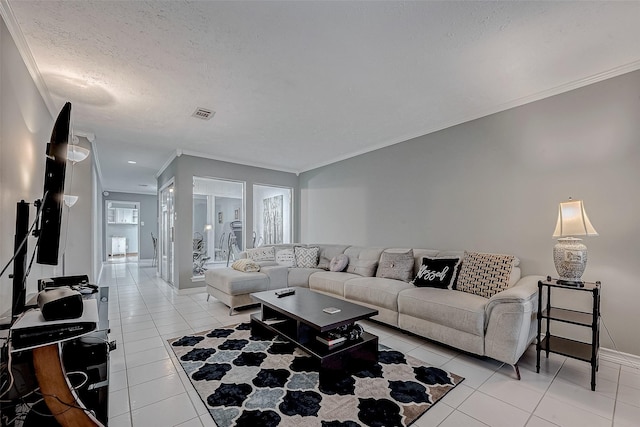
[249,294,378,386]
[536,277,600,391]
[0,287,111,426]
[250,313,376,360]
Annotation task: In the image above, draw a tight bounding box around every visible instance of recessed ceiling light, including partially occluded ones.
[138,184,149,187]
[128,160,137,164]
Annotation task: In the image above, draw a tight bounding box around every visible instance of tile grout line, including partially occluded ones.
[610,364,621,427]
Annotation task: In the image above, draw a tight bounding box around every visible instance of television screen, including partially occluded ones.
[36,102,71,265]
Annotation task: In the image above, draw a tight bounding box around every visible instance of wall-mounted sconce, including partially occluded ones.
[67,139,90,163]
[63,195,79,207]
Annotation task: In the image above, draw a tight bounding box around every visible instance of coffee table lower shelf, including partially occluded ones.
[250,313,378,385]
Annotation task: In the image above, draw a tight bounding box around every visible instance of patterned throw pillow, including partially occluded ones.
[294,246,319,268]
[246,246,276,262]
[411,257,462,289]
[376,249,415,282]
[456,251,515,298]
[275,249,296,267]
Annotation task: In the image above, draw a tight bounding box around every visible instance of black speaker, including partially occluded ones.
[37,287,83,321]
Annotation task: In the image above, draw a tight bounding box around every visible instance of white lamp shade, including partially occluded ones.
[67,145,90,163]
[552,199,598,238]
[64,195,79,207]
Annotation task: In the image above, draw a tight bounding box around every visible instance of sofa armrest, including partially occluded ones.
[487,275,544,305]
[483,275,545,365]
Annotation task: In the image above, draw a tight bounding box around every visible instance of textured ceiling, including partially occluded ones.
[4,1,640,194]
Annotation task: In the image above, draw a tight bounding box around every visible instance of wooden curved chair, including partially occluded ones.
[32,343,104,427]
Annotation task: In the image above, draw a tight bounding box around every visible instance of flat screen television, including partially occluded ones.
[36,102,71,265]
[10,102,71,321]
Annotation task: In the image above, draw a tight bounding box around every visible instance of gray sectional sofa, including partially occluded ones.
[204,243,542,376]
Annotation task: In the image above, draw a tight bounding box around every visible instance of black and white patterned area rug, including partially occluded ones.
[168,323,464,427]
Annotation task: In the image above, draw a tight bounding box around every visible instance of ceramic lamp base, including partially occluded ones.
[553,237,588,284]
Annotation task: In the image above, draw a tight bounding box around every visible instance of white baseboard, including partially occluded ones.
[600,347,640,369]
[175,285,206,296]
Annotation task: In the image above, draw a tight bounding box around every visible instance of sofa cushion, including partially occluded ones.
[246,246,276,262]
[398,287,488,336]
[330,254,349,272]
[315,244,350,270]
[343,246,385,277]
[204,268,268,296]
[261,265,289,290]
[456,251,516,298]
[294,246,319,268]
[345,277,414,312]
[275,248,296,267]
[411,256,462,289]
[287,267,321,288]
[346,259,378,277]
[376,249,414,282]
[308,271,360,297]
[231,259,260,272]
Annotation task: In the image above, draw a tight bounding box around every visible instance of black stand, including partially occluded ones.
[11,201,30,322]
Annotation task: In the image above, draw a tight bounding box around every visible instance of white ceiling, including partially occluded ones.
[4,1,640,194]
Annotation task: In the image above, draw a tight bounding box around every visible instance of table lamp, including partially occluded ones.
[552,198,598,286]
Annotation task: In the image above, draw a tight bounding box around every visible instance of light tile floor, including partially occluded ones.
[103,262,640,427]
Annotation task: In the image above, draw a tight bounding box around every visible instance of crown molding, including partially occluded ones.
[0,0,56,117]
[299,59,640,174]
[103,188,157,196]
[155,150,180,179]
[74,130,96,143]
[179,149,298,175]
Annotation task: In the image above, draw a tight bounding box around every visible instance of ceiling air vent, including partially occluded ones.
[192,107,215,120]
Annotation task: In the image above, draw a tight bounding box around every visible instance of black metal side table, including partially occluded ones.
[536,277,601,391]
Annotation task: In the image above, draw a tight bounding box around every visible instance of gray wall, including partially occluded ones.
[92,159,104,283]
[62,136,94,278]
[102,191,158,260]
[158,154,299,291]
[300,69,640,357]
[1,18,94,314]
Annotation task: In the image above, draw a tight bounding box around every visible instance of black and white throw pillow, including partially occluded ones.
[411,256,462,289]
[294,246,319,268]
[456,251,515,298]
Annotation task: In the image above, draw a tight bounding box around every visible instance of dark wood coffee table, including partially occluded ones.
[250,288,379,385]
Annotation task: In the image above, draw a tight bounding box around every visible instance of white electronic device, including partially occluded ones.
[10,299,98,351]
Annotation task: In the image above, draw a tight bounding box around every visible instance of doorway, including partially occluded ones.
[105,200,140,263]
[159,181,175,285]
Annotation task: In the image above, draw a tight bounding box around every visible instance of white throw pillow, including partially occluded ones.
[275,248,296,267]
[246,246,275,262]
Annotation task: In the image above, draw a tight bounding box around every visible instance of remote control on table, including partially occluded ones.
[275,288,295,297]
